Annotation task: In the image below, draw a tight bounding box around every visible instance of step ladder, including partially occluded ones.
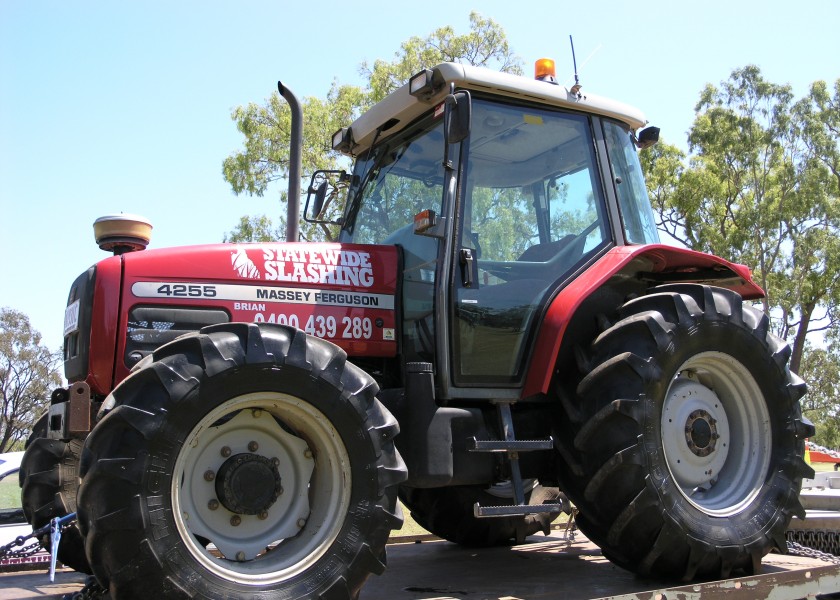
[469,401,564,518]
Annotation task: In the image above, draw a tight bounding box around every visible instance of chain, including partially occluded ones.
[786,530,840,565]
[0,522,50,561]
[0,536,44,560]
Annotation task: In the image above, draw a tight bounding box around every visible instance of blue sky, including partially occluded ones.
[1,0,838,351]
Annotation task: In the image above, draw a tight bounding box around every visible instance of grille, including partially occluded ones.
[124,306,229,368]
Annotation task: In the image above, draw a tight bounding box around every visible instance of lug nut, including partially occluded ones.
[204,470,215,482]
[208,499,220,511]
[272,457,280,467]
[252,409,262,418]
[297,518,306,528]
[304,448,313,459]
[236,551,246,561]
[230,515,242,526]
[258,511,268,520]
[221,446,232,458]
[248,441,259,452]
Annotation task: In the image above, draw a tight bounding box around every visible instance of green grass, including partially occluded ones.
[0,477,20,510]
[394,501,430,537]
[811,461,839,474]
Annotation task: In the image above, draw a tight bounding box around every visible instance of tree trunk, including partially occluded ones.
[790,301,815,375]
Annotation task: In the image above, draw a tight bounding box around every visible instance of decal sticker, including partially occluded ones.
[131,282,395,310]
[231,248,260,279]
[64,300,80,336]
[229,247,377,288]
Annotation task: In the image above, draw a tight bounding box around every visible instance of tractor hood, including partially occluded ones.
[109,242,399,385]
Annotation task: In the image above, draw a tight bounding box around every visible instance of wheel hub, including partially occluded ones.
[661,353,771,517]
[215,453,283,515]
[684,409,718,457]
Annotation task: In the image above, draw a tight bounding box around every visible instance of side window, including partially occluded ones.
[603,121,660,245]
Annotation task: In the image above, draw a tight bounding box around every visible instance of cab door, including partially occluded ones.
[450,99,612,386]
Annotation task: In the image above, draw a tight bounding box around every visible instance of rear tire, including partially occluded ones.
[555,285,813,580]
[77,324,406,600]
[399,483,563,546]
[19,413,91,574]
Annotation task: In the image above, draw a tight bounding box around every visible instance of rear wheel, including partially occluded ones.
[77,324,406,600]
[19,413,91,573]
[399,482,564,546]
[555,285,813,580]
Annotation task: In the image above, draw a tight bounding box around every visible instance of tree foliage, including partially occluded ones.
[800,341,840,448]
[360,12,522,104]
[224,214,285,244]
[642,67,840,377]
[0,308,61,452]
[222,12,521,242]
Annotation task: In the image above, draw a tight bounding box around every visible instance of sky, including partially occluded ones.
[1,0,838,351]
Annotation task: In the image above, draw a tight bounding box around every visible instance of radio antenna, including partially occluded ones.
[569,35,582,96]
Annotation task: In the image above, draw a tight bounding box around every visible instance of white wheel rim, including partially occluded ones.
[660,352,771,516]
[171,392,351,585]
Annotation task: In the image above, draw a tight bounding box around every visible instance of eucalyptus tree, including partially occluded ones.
[222,12,522,242]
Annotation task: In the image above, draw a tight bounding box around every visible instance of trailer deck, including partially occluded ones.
[1,533,839,600]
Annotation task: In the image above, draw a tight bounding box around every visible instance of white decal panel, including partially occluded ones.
[131,282,394,310]
[64,300,80,336]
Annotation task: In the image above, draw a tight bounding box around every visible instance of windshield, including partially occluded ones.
[341,117,446,245]
[340,114,448,364]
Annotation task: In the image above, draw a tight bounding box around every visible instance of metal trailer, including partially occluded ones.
[2,533,839,600]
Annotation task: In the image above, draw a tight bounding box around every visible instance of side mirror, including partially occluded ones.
[312,181,328,217]
[444,90,471,144]
[304,170,350,224]
[635,126,660,150]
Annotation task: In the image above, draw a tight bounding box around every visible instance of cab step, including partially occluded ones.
[468,438,554,452]
[474,502,566,518]
[471,402,559,519]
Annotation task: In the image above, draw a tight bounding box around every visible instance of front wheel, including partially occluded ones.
[556,285,814,580]
[77,324,406,600]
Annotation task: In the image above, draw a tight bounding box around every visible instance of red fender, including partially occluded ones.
[521,244,764,397]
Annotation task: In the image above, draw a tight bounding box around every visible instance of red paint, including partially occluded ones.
[522,245,764,397]
[86,242,399,391]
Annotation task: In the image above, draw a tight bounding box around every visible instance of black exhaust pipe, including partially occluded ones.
[277,81,302,242]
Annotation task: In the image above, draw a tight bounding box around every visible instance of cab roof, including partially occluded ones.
[343,62,648,155]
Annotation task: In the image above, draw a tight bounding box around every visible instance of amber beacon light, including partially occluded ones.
[534,58,558,83]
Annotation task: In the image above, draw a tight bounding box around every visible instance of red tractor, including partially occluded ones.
[20,59,813,599]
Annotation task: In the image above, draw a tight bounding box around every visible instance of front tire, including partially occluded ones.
[556,285,813,580]
[77,324,406,600]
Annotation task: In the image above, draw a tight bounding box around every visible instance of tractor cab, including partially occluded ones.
[309,61,660,397]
